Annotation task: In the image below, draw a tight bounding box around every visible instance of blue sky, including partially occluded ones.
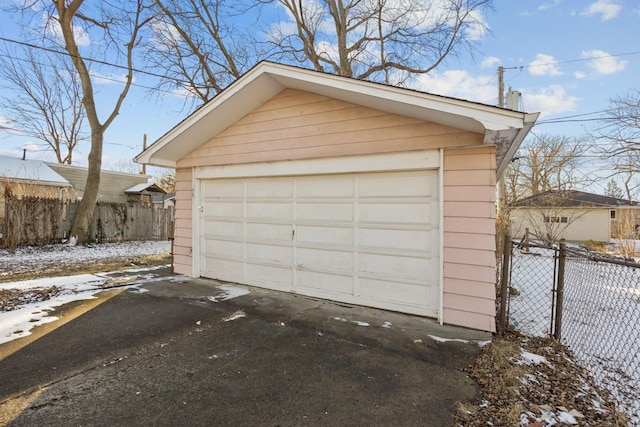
[0,0,638,177]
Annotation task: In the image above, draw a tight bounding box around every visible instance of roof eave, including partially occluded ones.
[135,62,539,168]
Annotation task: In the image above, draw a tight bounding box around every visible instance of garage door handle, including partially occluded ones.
[292,229,295,240]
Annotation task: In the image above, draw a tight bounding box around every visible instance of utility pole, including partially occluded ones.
[141,134,147,175]
[497,66,504,108]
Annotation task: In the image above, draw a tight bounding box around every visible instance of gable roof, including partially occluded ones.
[135,61,539,176]
[125,182,165,194]
[513,190,640,208]
[0,155,71,187]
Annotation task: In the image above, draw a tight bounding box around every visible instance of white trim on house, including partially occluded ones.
[194,149,439,180]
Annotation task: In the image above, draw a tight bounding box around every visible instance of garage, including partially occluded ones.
[198,169,439,316]
[135,61,538,331]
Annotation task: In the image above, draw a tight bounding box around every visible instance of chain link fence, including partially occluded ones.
[505,243,559,337]
[562,250,640,424]
[499,238,640,424]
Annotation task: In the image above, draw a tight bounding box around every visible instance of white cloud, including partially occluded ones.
[42,13,91,47]
[574,71,587,79]
[581,49,627,75]
[414,69,498,104]
[529,54,563,77]
[480,56,500,69]
[0,116,19,134]
[581,0,622,21]
[521,85,579,117]
[538,0,561,12]
[465,10,488,41]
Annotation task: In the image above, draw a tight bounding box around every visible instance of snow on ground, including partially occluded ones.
[207,284,251,302]
[0,241,171,278]
[509,246,640,424]
[0,265,183,345]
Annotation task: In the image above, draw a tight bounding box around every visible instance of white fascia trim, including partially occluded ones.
[195,150,440,180]
[496,112,540,177]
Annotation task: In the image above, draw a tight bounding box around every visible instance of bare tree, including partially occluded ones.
[0,47,86,164]
[265,0,492,84]
[593,89,640,201]
[596,89,640,161]
[49,0,155,244]
[148,0,258,104]
[505,134,587,203]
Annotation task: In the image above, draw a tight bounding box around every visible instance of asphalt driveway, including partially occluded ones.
[0,270,490,426]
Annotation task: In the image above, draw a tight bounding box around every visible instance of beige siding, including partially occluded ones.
[177,89,482,168]
[510,207,611,242]
[173,168,193,275]
[443,146,497,332]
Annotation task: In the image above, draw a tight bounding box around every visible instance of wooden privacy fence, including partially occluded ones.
[2,195,173,249]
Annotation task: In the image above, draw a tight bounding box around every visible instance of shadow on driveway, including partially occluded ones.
[0,273,490,426]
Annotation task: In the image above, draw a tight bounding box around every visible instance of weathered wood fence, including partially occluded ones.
[1,194,173,249]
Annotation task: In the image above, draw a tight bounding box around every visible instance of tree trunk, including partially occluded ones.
[68,128,103,244]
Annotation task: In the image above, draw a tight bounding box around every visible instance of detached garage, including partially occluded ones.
[136,62,537,332]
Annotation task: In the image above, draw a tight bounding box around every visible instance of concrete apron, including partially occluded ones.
[1,277,490,427]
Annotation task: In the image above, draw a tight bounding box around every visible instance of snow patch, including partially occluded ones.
[353,321,370,327]
[223,310,246,322]
[207,284,250,303]
[519,350,548,365]
[381,321,392,329]
[428,335,490,347]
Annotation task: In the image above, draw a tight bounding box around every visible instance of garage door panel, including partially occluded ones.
[358,277,435,309]
[359,203,431,225]
[246,222,292,242]
[359,174,435,197]
[203,239,243,257]
[203,180,244,198]
[247,180,293,198]
[206,201,243,217]
[202,257,243,277]
[246,243,292,264]
[297,270,353,295]
[359,228,434,252]
[246,202,292,220]
[297,203,353,222]
[359,252,432,280]
[207,221,243,239]
[245,263,293,287]
[296,247,353,271]
[296,225,353,246]
[297,177,354,198]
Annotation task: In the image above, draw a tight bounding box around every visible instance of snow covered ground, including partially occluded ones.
[0,241,173,344]
[509,246,640,424]
[0,241,171,279]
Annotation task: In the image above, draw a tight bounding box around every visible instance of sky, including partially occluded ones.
[0,0,638,184]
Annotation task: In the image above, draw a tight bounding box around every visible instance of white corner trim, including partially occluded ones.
[438,148,445,326]
[195,150,439,180]
[192,176,201,278]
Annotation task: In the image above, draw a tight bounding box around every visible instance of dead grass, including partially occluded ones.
[453,334,627,426]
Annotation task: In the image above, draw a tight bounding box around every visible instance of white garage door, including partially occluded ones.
[199,170,440,316]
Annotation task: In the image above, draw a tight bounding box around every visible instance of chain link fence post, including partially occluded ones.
[553,239,566,340]
[498,232,512,334]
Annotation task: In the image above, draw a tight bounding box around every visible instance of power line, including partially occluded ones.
[0,35,207,90]
[503,50,640,71]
